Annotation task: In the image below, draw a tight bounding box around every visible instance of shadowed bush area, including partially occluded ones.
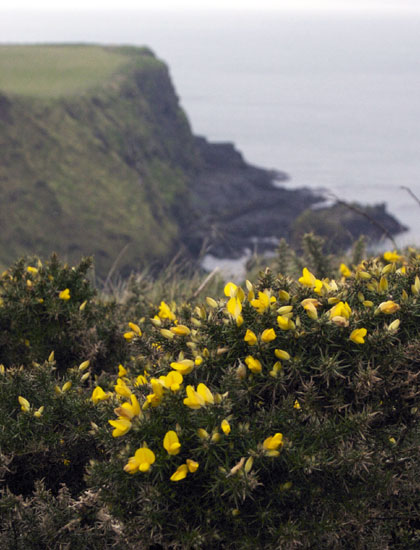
[1,249,420,549]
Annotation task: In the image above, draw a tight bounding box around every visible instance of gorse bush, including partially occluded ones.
[1,250,420,549]
[0,254,127,373]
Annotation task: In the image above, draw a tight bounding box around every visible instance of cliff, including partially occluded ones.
[0,45,406,278]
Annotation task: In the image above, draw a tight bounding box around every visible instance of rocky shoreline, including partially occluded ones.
[187,136,407,259]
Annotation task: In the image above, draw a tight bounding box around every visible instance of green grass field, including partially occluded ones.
[0,45,128,97]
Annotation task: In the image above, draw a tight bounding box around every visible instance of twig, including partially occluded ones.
[401,185,420,208]
[190,267,220,299]
[103,243,130,292]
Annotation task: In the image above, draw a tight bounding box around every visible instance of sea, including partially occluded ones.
[2,8,420,265]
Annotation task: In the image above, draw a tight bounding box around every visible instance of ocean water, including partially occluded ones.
[2,9,420,248]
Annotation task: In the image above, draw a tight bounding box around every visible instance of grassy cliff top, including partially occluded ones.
[0,44,135,98]
[0,44,195,278]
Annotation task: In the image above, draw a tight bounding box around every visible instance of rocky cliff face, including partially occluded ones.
[0,45,406,278]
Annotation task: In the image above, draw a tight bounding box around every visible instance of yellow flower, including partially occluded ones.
[387,319,400,332]
[34,406,44,418]
[124,446,155,474]
[224,282,245,301]
[80,372,90,382]
[263,433,284,456]
[349,328,367,344]
[261,328,276,343]
[144,378,165,408]
[79,360,90,371]
[183,383,214,409]
[263,433,284,449]
[170,324,191,336]
[197,428,210,440]
[135,374,148,386]
[224,281,237,297]
[244,329,258,346]
[18,396,30,412]
[227,296,242,319]
[114,378,132,398]
[245,356,262,374]
[206,296,218,308]
[186,459,199,473]
[274,349,290,360]
[377,301,400,314]
[244,456,254,473]
[170,359,194,375]
[313,279,324,295]
[269,361,282,378]
[277,305,293,315]
[293,399,301,410]
[378,276,389,292]
[79,300,87,311]
[298,268,316,287]
[356,270,371,280]
[278,290,290,302]
[161,370,183,391]
[329,301,352,320]
[123,331,135,341]
[411,275,420,295]
[250,291,274,314]
[58,288,70,301]
[27,266,38,275]
[109,417,132,437]
[163,430,181,455]
[170,464,189,481]
[128,322,142,336]
[330,316,349,327]
[160,328,175,339]
[302,301,318,319]
[118,364,128,377]
[157,301,176,321]
[340,263,351,278]
[197,383,214,404]
[115,394,141,419]
[221,419,231,435]
[383,250,401,263]
[91,386,111,404]
[277,315,293,330]
[250,292,268,313]
[55,381,72,394]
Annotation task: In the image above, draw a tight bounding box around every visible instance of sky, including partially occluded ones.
[1,0,419,11]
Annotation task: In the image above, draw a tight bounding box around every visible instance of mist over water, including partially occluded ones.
[2,9,420,246]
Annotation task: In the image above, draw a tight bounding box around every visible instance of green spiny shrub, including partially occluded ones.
[0,254,127,373]
[1,250,420,549]
[86,250,420,549]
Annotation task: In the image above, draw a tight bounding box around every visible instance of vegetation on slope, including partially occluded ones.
[0,45,196,278]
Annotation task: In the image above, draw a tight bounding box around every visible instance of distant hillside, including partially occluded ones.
[0,45,199,278]
[0,45,405,278]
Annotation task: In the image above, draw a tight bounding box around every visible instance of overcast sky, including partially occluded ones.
[1,0,420,11]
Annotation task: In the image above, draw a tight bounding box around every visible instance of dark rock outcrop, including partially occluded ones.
[187,137,406,259]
